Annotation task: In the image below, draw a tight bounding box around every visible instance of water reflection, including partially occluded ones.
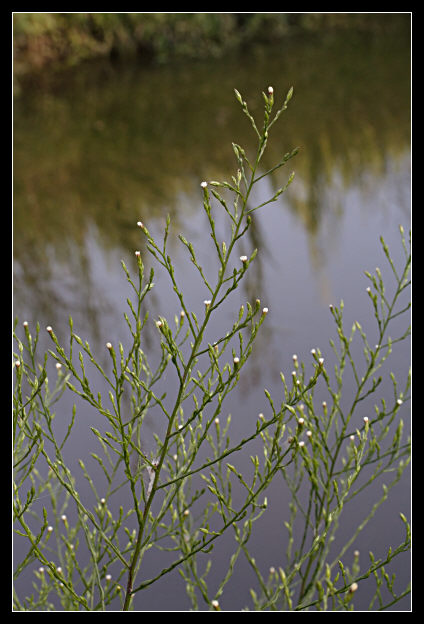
[14,25,410,346]
[14,27,410,270]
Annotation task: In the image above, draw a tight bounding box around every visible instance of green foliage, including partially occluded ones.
[13,86,410,611]
[13,12,410,80]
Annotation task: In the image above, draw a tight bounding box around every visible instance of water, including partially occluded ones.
[13,22,411,611]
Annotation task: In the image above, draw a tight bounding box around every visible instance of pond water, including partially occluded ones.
[13,21,411,611]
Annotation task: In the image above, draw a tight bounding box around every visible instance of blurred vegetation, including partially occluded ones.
[13,14,410,339]
[13,20,410,258]
[13,12,409,84]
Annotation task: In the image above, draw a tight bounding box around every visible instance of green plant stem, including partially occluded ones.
[297,245,410,605]
[122,141,265,610]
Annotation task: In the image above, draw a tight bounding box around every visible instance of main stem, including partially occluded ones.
[122,141,262,611]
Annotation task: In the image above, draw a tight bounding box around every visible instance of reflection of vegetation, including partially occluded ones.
[13,21,410,360]
[14,22,410,262]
